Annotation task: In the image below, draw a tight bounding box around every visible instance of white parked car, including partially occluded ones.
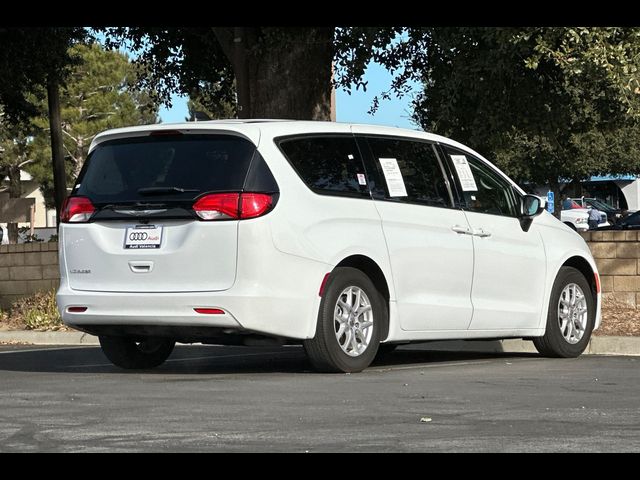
[561,199,609,231]
[57,121,601,372]
[561,208,590,232]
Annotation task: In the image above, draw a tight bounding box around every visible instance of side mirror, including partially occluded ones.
[519,194,545,232]
[522,194,545,217]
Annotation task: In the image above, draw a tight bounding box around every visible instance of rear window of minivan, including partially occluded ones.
[75,134,257,204]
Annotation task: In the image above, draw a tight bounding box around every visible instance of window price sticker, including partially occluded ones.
[379,158,408,197]
[450,155,478,191]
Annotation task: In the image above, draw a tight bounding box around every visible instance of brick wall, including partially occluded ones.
[0,243,60,310]
[581,231,640,307]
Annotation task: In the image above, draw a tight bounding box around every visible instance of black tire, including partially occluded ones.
[533,266,595,358]
[304,267,387,373]
[99,336,175,369]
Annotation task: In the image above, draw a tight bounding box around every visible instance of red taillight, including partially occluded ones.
[194,308,225,315]
[594,272,601,294]
[193,193,240,220]
[240,193,273,219]
[193,193,273,221]
[60,196,95,223]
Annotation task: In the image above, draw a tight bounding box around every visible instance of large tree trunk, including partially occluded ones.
[7,163,20,244]
[215,27,334,120]
[47,76,67,228]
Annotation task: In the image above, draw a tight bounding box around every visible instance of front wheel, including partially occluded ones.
[99,336,175,369]
[304,267,387,373]
[533,266,595,358]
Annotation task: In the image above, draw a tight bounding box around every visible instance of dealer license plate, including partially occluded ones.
[124,225,163,249]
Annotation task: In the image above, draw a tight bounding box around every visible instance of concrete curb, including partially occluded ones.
[0,331,639,356]
[0,331,99,345]
[416,337,640,356]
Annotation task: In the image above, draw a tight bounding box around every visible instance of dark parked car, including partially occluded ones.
[598,210,640,230]
[571,197,627,224]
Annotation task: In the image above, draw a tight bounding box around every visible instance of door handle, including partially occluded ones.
[473,228,492,238]
[129,261,154,273]
[451,225,472,235]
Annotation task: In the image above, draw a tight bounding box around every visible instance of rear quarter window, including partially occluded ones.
[276,135,370,198]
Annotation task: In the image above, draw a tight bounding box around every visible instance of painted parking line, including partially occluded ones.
[0,346,87,355]
[368,355,545,373]
[368,360,493,372]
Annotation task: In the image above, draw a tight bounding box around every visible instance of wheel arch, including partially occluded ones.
[334,254,391,341]
[561,255,598,309]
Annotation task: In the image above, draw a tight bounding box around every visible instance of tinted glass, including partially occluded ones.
[445,148,518,217]
[366,137,450,207]
[623,211,640,226]
[75,134,257,204]
[277,136,369,197]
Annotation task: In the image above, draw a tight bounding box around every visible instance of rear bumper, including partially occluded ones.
[58,285,243,330]
[57,255,329,341]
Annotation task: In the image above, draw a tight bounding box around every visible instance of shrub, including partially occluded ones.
[8,290,64,331]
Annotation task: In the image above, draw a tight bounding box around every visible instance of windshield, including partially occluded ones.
[74,134,256,204]
[587,199,614,211]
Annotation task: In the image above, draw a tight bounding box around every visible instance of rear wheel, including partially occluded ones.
[533,266,595,358]
[304,267,386,373]
[99,336,175,369]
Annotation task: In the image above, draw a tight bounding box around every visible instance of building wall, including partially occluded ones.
[1,172,56,231]
[0,242,59,310]
[616,180,640,211]
[19,179,56,228]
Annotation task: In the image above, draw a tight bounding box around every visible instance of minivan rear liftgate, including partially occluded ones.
[60,132,279,294]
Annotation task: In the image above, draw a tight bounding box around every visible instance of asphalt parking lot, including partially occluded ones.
[0,344,638,452]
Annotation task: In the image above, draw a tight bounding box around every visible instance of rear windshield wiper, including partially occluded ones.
[137,186,200,195]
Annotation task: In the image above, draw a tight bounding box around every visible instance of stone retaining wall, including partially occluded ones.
[0,243,59,310]
[580,231,640,307]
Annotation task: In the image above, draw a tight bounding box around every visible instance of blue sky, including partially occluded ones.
[159,62,422,129]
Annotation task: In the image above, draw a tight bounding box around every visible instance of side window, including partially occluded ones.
[445,147,518,217]
[366,137,451,208]
[276,136,369,197]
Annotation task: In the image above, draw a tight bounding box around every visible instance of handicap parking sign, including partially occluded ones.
[547,191,554,214]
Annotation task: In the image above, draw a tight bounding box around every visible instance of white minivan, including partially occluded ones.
[57,120,601,372]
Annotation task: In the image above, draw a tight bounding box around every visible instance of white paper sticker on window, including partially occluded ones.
[450,155,478,191]
[357,173,367,186]
[378,158,407,197]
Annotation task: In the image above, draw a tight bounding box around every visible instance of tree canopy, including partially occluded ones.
[401,27,640,210]
[0,28,85,125]
[103,27,334,120]
[4,27,640,219]
[23,42,158,207]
